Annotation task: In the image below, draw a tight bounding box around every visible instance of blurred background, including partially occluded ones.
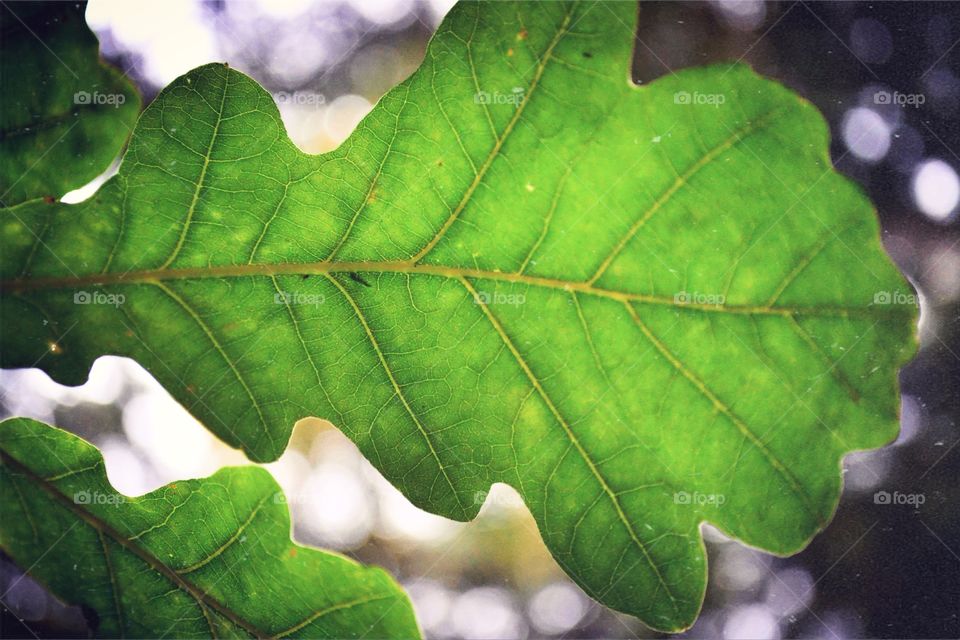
[1,1,958,638]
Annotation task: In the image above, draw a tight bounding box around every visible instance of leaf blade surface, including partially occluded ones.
[0,2,139,205]
[0,417,420,639]
[0,1,916,630]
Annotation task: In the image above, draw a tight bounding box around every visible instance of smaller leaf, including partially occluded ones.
[0,417,420,639]
[0,2,140,205]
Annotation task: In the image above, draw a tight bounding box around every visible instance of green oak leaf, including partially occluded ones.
[0,1,140,205]
[0,1,915,631]
[0,417,420,639]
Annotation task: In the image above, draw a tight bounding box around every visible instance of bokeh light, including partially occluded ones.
[842,107,891,163]
[912,158,960,221]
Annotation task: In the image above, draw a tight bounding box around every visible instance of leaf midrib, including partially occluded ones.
[1,260,907,319]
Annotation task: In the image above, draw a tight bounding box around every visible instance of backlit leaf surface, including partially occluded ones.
[0,2,139,205]
[0,417,420,639]
[0,1,915,630]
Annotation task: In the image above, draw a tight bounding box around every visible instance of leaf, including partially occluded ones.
[0,1,915,631]
[0,417,420,639]
[0,1,140,205]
